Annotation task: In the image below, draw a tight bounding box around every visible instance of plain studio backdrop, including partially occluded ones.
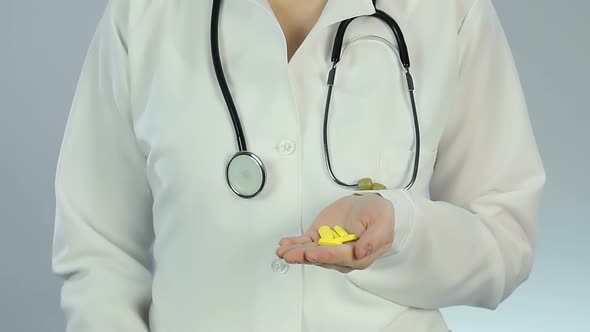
[1,1,588,331]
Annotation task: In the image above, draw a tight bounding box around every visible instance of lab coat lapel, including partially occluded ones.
[312,0,376,33]
[224,0,379,149]
[245,0,377,33]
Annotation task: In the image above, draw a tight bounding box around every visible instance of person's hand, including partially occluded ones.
[276,193,395,273]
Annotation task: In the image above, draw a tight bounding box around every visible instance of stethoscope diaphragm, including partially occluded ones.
[226,151,266,199]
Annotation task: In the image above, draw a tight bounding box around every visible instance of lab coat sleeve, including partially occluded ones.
[51,2,153,331]
[346,0,546,310]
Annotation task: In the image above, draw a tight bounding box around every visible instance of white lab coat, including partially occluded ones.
[51,0,546,331]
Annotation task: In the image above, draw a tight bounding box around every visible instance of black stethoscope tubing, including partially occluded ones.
[210,0,420,197]
[210,0,248,152]
[325,9,420,190]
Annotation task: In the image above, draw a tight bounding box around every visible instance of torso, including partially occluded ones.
[124,0,467,330]
[267,0,329,62]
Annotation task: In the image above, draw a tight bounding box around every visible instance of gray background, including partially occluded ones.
[1,1,588,331]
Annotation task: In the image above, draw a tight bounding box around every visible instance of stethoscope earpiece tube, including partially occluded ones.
[375,9,411,68]
[331,18,354,63]
[324,7,420,191]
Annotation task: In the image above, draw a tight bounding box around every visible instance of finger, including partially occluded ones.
[303,242,356,266]
[276,242,302,258]
[278,233,314,246]
[282,242,318,264]
[354,216,394,260]
[350,243,391,270]
[307,245,389,272]
[308,229,320,242]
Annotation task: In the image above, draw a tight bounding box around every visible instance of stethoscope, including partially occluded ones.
[210,0,420,199]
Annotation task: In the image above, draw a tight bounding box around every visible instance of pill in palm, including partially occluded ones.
[317,225,357,246]
[318,225,334,240]
[330,229,339,238]
[333,225,349,237]
[337,233,357,243]
[318,238,343,246]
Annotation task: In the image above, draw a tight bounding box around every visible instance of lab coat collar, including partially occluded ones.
[246,0,377,33]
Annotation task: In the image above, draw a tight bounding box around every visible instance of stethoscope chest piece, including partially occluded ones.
[226,151,266,198]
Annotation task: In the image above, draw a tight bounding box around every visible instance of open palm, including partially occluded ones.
[276,193,396,273]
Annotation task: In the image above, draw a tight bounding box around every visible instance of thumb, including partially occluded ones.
[354,216,394,260]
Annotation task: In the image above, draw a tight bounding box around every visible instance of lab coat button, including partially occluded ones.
[271,258,289,274]
[277,139,296,155]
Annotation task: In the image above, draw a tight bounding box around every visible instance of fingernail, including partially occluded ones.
[307,256,317,262]
[362,245,372,258]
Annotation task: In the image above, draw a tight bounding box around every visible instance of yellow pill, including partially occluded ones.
[357,178,373,190]
[372,182,387,190]
[330,229,340,238]
[338,234,358,243]
[318,226,333,240]
[318,238,343,246]
[333,225,349,237]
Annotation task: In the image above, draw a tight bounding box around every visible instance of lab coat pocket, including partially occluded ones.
[379,146,438,193]
[378,147,413,190]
